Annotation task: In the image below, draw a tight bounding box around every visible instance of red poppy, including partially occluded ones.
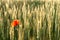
[11,19,20,27]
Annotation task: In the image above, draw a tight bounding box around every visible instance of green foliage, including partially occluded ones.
[0,1,60,40]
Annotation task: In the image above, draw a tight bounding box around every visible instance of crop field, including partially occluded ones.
[0,0,60,40]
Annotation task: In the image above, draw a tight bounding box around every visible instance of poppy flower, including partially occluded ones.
[11,19,20,27]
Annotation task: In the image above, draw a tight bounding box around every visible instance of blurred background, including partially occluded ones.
[0,0,60,40]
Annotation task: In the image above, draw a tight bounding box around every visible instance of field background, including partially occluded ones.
[0,0,60,40]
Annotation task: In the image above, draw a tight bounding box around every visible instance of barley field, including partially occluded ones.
[0,0,60,40]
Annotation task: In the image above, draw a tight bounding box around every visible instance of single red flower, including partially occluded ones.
[11,19,20,27]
